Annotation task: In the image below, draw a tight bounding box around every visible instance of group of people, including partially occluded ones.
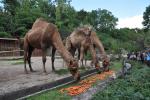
[127,50,150,66]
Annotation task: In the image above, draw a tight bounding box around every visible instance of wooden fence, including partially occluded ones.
[0,38,42,57]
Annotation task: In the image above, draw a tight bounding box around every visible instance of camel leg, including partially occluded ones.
[51,47,56,71]
[84,50,87,67]
[24,49,28,73]
[24,40,28,73]
[79,47,84,68]
[27,46,34,72]
[42,49,47,73]
[89,45,101,73]
[78,49,83,67]
[78,49,80,60]
[69,47,76,57]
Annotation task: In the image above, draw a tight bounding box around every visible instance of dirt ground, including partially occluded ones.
[0,57,92,96]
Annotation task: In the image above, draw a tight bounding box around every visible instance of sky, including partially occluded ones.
[70,0,150,29]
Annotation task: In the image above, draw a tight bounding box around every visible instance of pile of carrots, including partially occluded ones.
[59,70,115,96]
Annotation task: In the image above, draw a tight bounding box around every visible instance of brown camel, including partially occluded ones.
[90,30,109,71]
[65,26,101,72]
[66,25,109,71]
[23,18,80,80]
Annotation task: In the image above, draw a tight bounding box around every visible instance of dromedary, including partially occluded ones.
[90,29,109,71]
[66,25,109,71]
[65,26,101,72]
[23,18,80,80]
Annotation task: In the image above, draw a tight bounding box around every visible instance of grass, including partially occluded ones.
[54,66,87,75]
[11,59,24,65]
[109,60,122,71]
[55,68,69,75]
[28,87,71,100]
[91,61,150,100]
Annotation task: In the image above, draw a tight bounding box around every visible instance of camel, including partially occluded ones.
[23,18,80,80]
[66,25,109,72]
[65,26,101,72]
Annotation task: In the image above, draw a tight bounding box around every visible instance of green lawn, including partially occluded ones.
[92,61,150,100]
[109,60,122,71]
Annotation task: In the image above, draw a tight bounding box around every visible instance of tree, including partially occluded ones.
[86,10,98,28]
[95,9,118,32]
[76,9,88,25]
[54,0,77,38]
[142,5,150,48]
[2,0,20,15]
[143,5,150,31]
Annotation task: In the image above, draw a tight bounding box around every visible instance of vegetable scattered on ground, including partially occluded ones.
[59,70,115,96]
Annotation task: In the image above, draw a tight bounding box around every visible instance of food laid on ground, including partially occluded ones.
[60,70,115,96]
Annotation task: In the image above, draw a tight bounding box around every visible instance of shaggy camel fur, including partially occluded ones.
[65,26,101,71]
[66,26,109,71]
[23,18,80,80]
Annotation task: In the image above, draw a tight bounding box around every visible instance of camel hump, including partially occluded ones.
[73,25,93,36]
[32,18,49,29]
[32,18,57,32]
[77,25,93,31]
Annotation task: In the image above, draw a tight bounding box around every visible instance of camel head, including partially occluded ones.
[68,59,80,81]
[94,58,101,73]
[102,57,110,71]
[79,25,93,37]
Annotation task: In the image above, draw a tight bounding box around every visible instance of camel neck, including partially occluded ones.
[52,32,73,63]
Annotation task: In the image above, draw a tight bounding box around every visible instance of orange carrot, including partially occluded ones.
[59,70,115,96]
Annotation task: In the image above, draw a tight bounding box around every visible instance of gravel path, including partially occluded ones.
[0,57,93,96]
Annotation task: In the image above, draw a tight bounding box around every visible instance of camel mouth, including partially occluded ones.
[69,67,80,81]
[74,72,80,81]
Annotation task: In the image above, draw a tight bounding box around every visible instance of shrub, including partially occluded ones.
[0,32,11,37]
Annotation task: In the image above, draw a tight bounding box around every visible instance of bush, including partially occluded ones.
[15,26,28,37]
[0,32,11,38]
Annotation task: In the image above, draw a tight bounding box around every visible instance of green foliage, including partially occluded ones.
[143,5,150,30]
[95,9,118,32]
[109,60,122,71]
[92,62,150,100]
[0,32,11,37]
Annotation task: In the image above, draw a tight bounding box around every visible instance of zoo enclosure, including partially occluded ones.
[0,38,41,57]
